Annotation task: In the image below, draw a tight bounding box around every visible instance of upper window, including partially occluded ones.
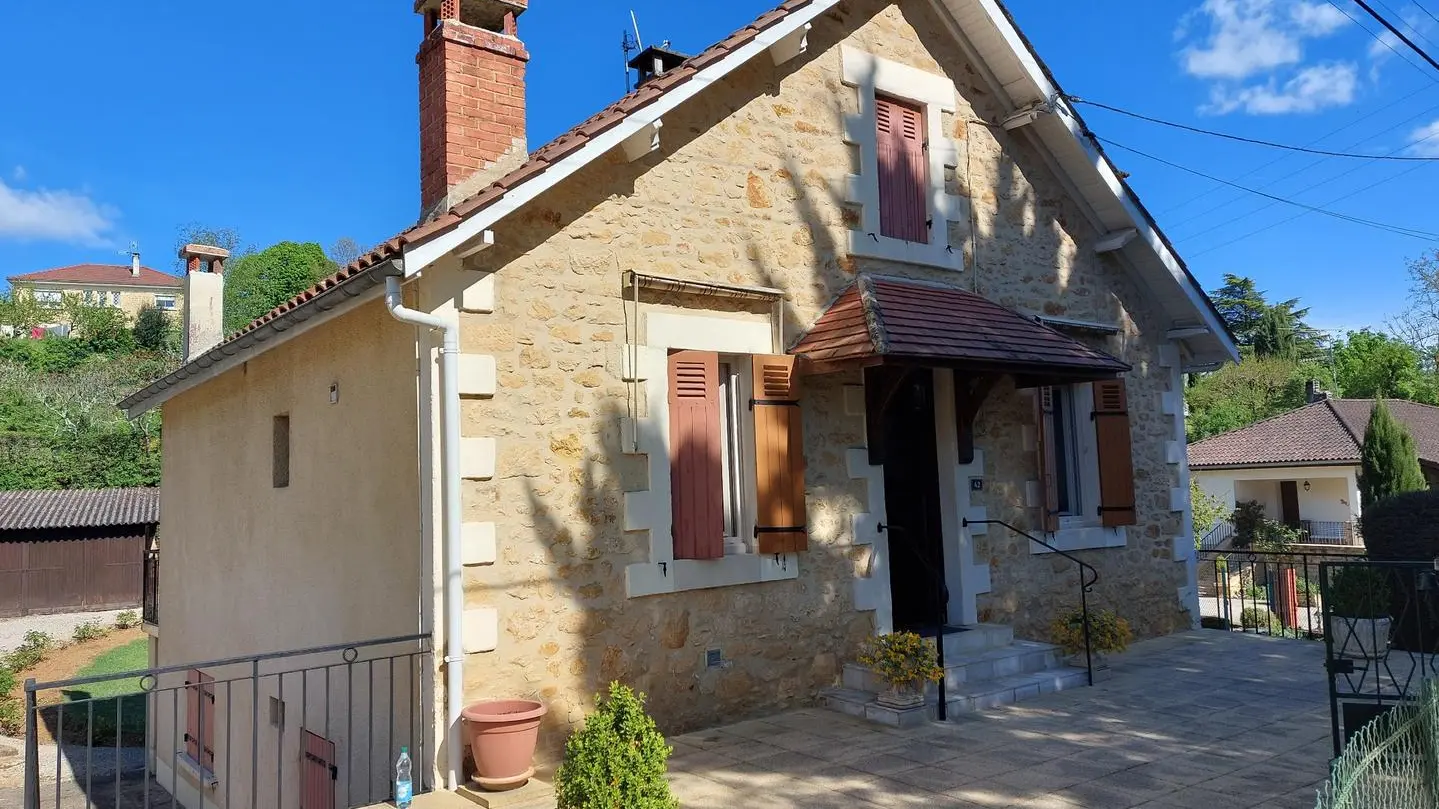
[34,290,62,306]
[875,95,928,244]
[82,289,94,304]
[155,295,177,310]
[111,291,122,307]
[667,350,807,560]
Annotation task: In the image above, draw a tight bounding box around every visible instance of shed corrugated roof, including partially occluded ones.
[0,488,160,531]
[790,275,1130,376]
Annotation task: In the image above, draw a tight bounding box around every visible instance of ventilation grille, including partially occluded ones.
[673,361,709,398]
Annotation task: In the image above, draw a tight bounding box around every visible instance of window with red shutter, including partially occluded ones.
[875,95,928,244]
[184,670,216,771]
[668,350,725,560]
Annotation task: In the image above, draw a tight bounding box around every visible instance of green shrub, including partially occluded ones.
[1297,577,1320,608]
[1360,489,1439,561]
[0,696,20,737]
[1239,607,1271,629]
[1328,567,1392,618]
[555,682,677,809]
[114,610,141,629]
[73,621,109,643]
[5,630,57,671]
[1200,616,1231,630]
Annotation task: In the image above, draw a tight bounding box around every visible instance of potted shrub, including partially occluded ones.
[856,631,944,709]
[1328,566,1393,659]
[555,682,677,809]
[461,698,548,791]
[1050,607,1132,668]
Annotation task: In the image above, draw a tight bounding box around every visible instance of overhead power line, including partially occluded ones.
[1097,137,1439,241]
[1349,0,1439,73]
[1327,0,1434,75]
[1068,97,1439,160]
[1415,0,1439,29]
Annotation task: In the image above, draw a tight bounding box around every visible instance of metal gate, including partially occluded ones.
[0,536,144,617]
[1320,559,1439,757]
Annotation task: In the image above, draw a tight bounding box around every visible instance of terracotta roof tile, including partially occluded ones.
[791,276,1130,376]
[0,488,159,532]
[1188,398,1439,468]
[8,264,182,288]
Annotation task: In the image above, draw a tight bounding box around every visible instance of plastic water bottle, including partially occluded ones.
[395,746,413,808]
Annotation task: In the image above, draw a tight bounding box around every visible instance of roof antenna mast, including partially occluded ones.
[622,10,643,92]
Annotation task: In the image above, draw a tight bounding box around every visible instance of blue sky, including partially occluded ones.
[2,1,1437,336]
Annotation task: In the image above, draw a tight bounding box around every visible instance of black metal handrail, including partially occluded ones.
[141,543,158,626]
[963,518,1099,686]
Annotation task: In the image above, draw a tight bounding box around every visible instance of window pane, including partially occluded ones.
[718,363,742,539]
[1050,390,1072,514]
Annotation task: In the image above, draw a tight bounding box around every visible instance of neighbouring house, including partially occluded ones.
[1190,387,1439,548]
[6,251,184,328]
[115,0,1236,806]
[0,487,157,618]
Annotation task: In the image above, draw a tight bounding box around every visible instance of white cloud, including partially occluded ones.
[0,179,118,245]
[1407,119,1439,156]
[11,166,25,182]
[1205,62,1359,114]
[1179,0,1345,79]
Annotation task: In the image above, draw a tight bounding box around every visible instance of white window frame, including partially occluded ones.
[1038,383,1125,553]
[622,312,795,598]
[839,46,968,271]
[155,295,177,310]
[34,290,62,306]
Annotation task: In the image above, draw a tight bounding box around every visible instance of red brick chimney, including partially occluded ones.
[416,0,529,218]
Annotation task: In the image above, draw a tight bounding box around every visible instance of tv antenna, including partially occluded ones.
[622,10,643,92]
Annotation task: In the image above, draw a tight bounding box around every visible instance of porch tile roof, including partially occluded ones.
[789,275,1130,377]
[0,488,159,532]
[1188,398,1439,468]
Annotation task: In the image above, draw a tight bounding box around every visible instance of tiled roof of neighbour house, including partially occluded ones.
[8,264,182,288]
[791,275,1131,377]
[1188,398,1439,468]
[0,488,160,532]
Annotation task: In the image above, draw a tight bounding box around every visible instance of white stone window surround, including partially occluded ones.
[839,46,968,271]
[1025,383,1126,553]
[621,311,798,599]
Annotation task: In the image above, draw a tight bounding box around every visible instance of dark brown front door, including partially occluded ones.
[1279,481,1301,526]
[878,368,947,631]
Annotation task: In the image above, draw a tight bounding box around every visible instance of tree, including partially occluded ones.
[172,222,243,271]
[1191,478,1227,548]
[1184,356,1317,441]
[132,304,171,354]
[222,241,334,334]
[1358,400,1427,508]
[1209,274,1269,347]
[61,295,135,354]
[1333,329,1437,403]
[0,289,44,335]
[1391,249,1439,353]
[1252,307,1295,359]
[327,237,365,267]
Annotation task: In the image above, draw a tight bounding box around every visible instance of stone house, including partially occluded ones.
[119,0,1236,805]
[7,254,183,327]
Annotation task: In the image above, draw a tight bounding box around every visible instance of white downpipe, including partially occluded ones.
[384,276,465,790]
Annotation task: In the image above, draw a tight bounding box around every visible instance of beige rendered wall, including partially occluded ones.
[418,0,1196,759]
[17,283,183,321]
[150,298,425,808]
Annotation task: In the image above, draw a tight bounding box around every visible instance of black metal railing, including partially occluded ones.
[141,543,158,626]
[963,519,1099,687]
[1197,548,1365,639]
[23,633,432,809]
[1199,521,1235,550]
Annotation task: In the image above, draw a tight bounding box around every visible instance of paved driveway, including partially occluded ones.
[667,630,1331,808]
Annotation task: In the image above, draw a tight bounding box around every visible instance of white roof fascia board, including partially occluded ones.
[953,0,1239,364]
[401,0,843,275]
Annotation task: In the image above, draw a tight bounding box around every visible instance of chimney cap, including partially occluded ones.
[629,44,691,85]
[415,0,526,29]
[179,243,231,260]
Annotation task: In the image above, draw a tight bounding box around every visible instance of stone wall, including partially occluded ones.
[425,0,1192,755]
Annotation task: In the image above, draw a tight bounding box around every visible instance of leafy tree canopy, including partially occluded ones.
[223,241,335,334]
[1333,329,1438,403]
[1185,356,1321,442]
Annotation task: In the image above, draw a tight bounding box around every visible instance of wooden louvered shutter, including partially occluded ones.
[876,96,928,244]
[200,672,215,770]
[668,350,724,560]
[1035,387,1060,533]
[1093,379,1137,527]
[185,670,201,763]
[752,355,807,553]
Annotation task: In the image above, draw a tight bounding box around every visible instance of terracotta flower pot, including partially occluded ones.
[461,699,547,792]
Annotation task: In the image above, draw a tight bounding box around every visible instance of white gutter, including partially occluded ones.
[383,276,465,791]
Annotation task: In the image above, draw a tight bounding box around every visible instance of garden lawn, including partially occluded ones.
[67,637,148,701]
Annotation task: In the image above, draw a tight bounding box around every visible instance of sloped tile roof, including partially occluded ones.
[8,264,182,288]
[790,275,1131,375]
[1188,398,1439,468]
[0,488,160,531]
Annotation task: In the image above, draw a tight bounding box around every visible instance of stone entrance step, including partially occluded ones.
[821,624,1090,726]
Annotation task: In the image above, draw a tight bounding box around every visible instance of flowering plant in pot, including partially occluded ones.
[461,698,548,791]
[1050,607,1131,668]
[1328,566,1392,659]
[857,631,943,709]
